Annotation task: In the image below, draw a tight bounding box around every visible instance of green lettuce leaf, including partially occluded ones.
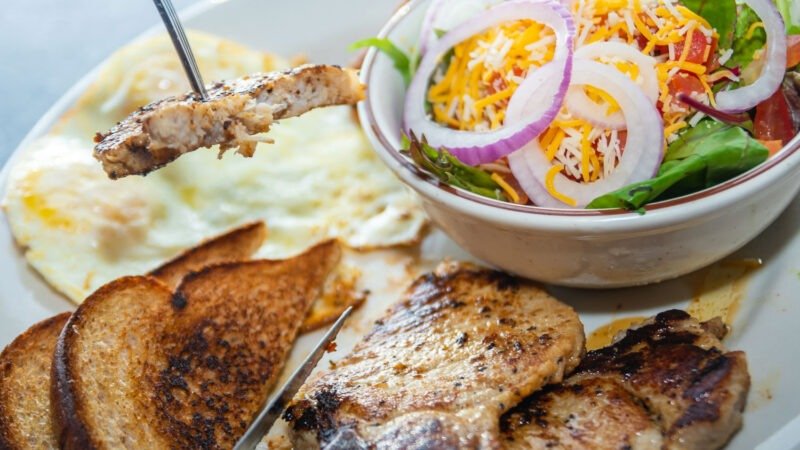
[587,121,768,210]
[728,4,767,68]
[776,0,800,35]
[350,38,415,85]
[403,136,507,201]
[681,0,737,49]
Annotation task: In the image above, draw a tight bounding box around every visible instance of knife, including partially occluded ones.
[233,306,354,450]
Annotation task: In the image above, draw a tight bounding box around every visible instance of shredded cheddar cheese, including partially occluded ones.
[664,120,687,139]
[585,86,622,115]
[428,19,556,131]
[423,0,734,207]
[580,124,594,183]
[491,173,521,203]
[746,21,765,40]
[545,164,578,207]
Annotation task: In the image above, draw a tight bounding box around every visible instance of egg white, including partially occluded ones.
[4,105,426,303]
[2,33,426,303]
[54,30,288,136]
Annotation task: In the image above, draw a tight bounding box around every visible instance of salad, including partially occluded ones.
[357,0,800,210]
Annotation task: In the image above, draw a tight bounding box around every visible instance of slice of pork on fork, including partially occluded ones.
[94,64,364,179]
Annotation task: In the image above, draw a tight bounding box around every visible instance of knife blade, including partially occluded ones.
[233,306,354,450]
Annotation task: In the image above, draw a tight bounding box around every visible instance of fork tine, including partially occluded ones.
[152,0,209,100]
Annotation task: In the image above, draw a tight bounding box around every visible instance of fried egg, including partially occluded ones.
[2,33,426,303]
[55,30,287,136]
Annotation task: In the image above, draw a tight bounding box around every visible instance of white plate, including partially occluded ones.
[1,1,799,448]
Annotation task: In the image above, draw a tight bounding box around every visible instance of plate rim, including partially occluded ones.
[0,2,798,448]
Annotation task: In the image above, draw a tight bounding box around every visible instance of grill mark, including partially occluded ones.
[500,310,749,449]
[673,355,733,429]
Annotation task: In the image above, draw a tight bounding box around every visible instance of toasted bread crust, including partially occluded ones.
[153,249,340,447]
[53,277,171,450]
[0,313,70,450]
[148,221,267,290]
[300,263,366,333]
[53,241,341,449]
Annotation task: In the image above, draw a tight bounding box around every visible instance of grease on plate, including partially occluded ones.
[586,316,647,351]
[747,370,781,412]
[688,258,763,328]
[301,262,367,333]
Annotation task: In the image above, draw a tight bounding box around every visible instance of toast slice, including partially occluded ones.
[0,223,266,450]
[148,221,267,290]
[0,313,70,450]
[52,240,341,450]
[300,262,366,333]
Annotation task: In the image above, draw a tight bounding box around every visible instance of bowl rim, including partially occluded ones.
[358,0,800,227]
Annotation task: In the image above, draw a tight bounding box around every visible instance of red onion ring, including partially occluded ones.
[418,0,446,56]
[716,0,788,112]
[507,60,664,208]
[418,0,504,55]
[565,42,659,130]
[676,93,750,124]
[404,0,575,166]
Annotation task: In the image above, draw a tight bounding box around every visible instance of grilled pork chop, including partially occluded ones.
[285,263,585,449]
[94,64,364,179]
[501,310,750,450]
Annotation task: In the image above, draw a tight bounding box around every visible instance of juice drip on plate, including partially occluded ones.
[586,316,647,350]
[688,258,763,328]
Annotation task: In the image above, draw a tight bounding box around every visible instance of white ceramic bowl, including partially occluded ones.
[358,0,800,288]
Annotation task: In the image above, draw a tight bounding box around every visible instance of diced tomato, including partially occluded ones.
[486,71,508,95]
[668,72,706,107]
[635,34,649,52]
[758,140,784,157]
[705,37,720,72]
[672,30,715,65]
[486,66,526,96]
[754,89,797,145]
[669,73,705,95]
[787,35,800,69]
[617,130,628,155]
